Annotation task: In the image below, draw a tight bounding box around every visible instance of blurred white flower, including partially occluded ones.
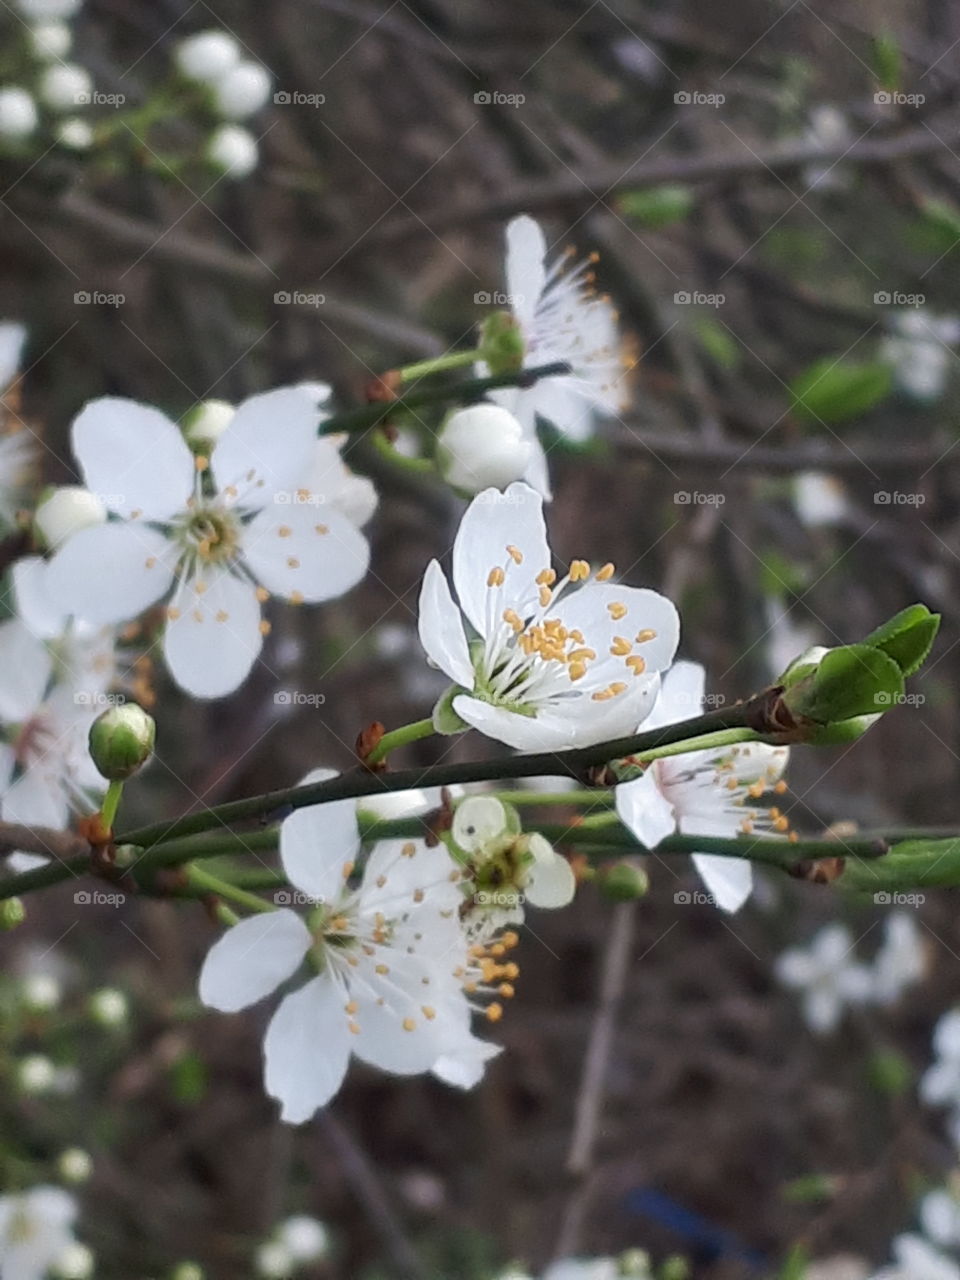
[212,62,272,119]
[882,311,960,404]
[51,1241,94,1279]
[0,88,39,140]
[38,64,92,112]
[207,123,258,178]
[15,0,81,17]
[921,1010,960,1143]
[872,911,927,1006]
[56,1150,92,1185]
[17,1054,58,1093]
[803,105,852,189]
[542,1260,621,1280]
[481,216,627,498]
[88,987,128,1027]
[616,662,789,913]
[200,771,472,1122]
[775,924,874,1033]
[0,323,26,392]
[869,1233,960,1280]
[55,118,93,150]
[0,1186,78,1279]
[35,486,106,550]
[921,1188,960,1249]
[20,972,61,1010]
[45,388,369,699]
[176,30,242,84]
[30,22,72,60]
[255,1240,293,1279]
[437,404,532,494]
[793,471,849,527]
[418,481,678,751]
[276,1216,328,1263]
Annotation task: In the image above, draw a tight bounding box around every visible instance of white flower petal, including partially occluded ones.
[452,482,550,635]
[242,503,368,602]
[264,976,352,1122]
[12,556,65,640]
[615,771,676,848]
[211,388,318,508]
[2,766,69,830]
[0,321,26,391]
[418,559,474,688]
[199,909,311,1012]
[352,957,464,1075]
[524,840,576,908]
[280,782,359,905]
[46,522,176,625]
[0,619,51,721]
[648,661,706,729]
[71,397,194,520]
[504,216,547,332]
[163,570,263,698]
[550,584,680,689]
[432,1034,502,1089]
[690,853,753,913]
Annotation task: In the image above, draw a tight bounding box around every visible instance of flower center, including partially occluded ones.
[173,504,242,570]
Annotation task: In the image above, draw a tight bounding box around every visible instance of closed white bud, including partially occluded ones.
[52,1243,94,1279]
[176,30,241,84]
[56,117,93,150]
[437,404,532,494]
[170,1265,205,1280]
[21,972,61,1010]
[255,1241,294,1278]
[183,398,234,447]
[18,1053,57,1092]
[30,22,73,59]
[207,124,258,178]
[212,62,272,119]
[89,987,128,1027]
[35,486,106,548]
[57,1148,93,1183]
[39,63,92,111]
[277,1216,329,1262]
[0,88,38,140]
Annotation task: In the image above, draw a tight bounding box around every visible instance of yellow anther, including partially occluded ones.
[610,636,631,656]
[225,485,238,498]
[773,815,790,833]
[192,608,203,623]
[502,962,519,979]
[348,1021,361,1035]
[568,647,596,662]
[625,655,647,676]
[498,983,515,999]
[342,861,354,879]
[194,580,208,595]
[539,585,552,607]
[402,1018,416,1032]
[596,562,615,581]
[569,559,590,582]
[402,842,416,858]
[375,963,390,975]
[485,1003,504,1023]
[286,556,300,569]
[413,888,424,903]
[278,525,292,538]
[256,586,269,603]
[259,620,272,636]
[506,544,523,564]
[607,602,628,621]
[570,629,585,644]
[536,568,557,586]
[167,607,181,621]
[502,932,519,948]
[503,609,524,633]
[774,780,788,794]
[487,567,505,588]
[194,455,209,472]
[569,662,587,682]
[315,523,329,534]
[215,610,229,623]
[421,1005,436,1020]
[726,778,738,791]
[635,629,657,643]
[345,1001,358,1015]
[490,943,506,957]
[747,782,765,799]
[145,556,157,569]
[608,682,627,697]
[289,590,304,605]
[740,819,754,835]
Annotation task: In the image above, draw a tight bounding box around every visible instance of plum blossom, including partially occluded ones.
[418,482,679,752]
[437,404,532,494]
[921,1010,960,1145]
[921,1187,960,1250]
[45,389,369,698]
[200,769,474,1122]
[481,216,628,498]
[615,662,789,913]
[774,924,874,1033]
[0,1186,78,1280]
[872,911,927,1005]
[868,1234,960,1280]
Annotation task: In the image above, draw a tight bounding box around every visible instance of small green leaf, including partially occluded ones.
[693,317,740,370]
[784,644,904,723]
[618,184,694,229]
[863,603,940,676]
[789,359,893,424]
[871,31,902,93]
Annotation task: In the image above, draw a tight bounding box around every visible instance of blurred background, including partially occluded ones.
[2,0,960,1276]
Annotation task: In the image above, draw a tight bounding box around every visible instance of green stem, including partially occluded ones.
[100,781,124,831]
[318,361,571,437]
[398,349,481,383]
[183,864,275,914]
[365,718,436,766]
[631,727,757,764]
[369,430,435,475]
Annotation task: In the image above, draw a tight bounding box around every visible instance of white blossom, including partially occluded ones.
[45,389,369,698]
[481,216,627,498]
[254,1241,293,1279]
[276,1216,328,1263]
[20,973,61,1010]
[207,124,258,178]
[882,311,960,404]
[793,471,849,527]
[200,770,473,1122]
[775,924,874,1033]
[51,1242,93,1279]
[302,432,378,529]
[872,911,927,1006]
[418,482,678,752]
[175,31,242,84]
[921,1188,960,1249]
[921,1009,960,1144]
[212,62,272,120]
[0,89,38,141]
[35,487,106,550]
[55,1151,92,1185]
[38,64,91,112]
[15,0,81,16]
[30,23,72,60]
[869,1233,960,1280]
[16,1054,58,1093]
[55,118,92,150]
[0,323,26,393]
[182,399,235,449]
[0,1186,78,1280]
[437,404,532,494]
[615,662,789,913]
[88,987,128,1027]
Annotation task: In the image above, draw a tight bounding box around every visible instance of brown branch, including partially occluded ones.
[0,821,91,862]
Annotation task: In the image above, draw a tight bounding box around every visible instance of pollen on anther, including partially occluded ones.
[342,860,354,879]
[607,601,628,621]
[635,629,657,643]
[278,525,292,538]
[569,559,590,582]
[315,524,328,535]
[596,562,615,581]
[506,544,523,564]
[216,610,229,623]
[402,1017,416,1032]
[626,655,646,676]
[195,455,209,472]
[259,620,272,636]
[348,1021,361,1035]
[539,585,552,607]
[375,963,389,975]
[256,586,269,603]
[167,607,181,621]
[345,1000,358,1015]
[192,608,203,623]
[536,568,557,586]
[610,636,631,656]
[286,557,300,569]
[401,842,416,858]
[145,556,157,569]
[421,1005,436,1020]
[289,590,304,605]
[487,566,505,588]
[486,1003,504,1023]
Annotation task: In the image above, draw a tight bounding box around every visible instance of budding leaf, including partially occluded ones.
[789,359,892,424]
[862,603,940,677]
[783,644,904,724]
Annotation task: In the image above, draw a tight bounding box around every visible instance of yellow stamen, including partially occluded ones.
[487,567,505,587]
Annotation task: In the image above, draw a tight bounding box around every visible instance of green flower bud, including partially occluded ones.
[781,644,904,725]
[478,310,525,374]
[0,898,26,930]
[88,703,156,780]
[599,861,650,901]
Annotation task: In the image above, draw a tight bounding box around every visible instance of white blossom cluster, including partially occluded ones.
[0,0,97,152]
[175,29,272,178]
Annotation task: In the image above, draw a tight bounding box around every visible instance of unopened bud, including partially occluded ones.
[0,898,26,930]
[58,1148,93,1184]
[35,486,106,550]
[182,399,234,449]
[88,703,155,780]
[599,860,650,902]
[437,404,531,495]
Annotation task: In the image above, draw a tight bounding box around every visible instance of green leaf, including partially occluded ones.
[784,644,904,723]
[781,1174,838,1205]
[618,184,694,229]
[863,603,940,676]
[867,1049,913,1096]
[693,316,740,370]
[871,31,902,93]
[789,359,893,424]
[778,1245,810,1280]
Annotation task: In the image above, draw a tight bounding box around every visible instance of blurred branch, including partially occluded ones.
[616,431,952,473]
[0,821,91,861]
